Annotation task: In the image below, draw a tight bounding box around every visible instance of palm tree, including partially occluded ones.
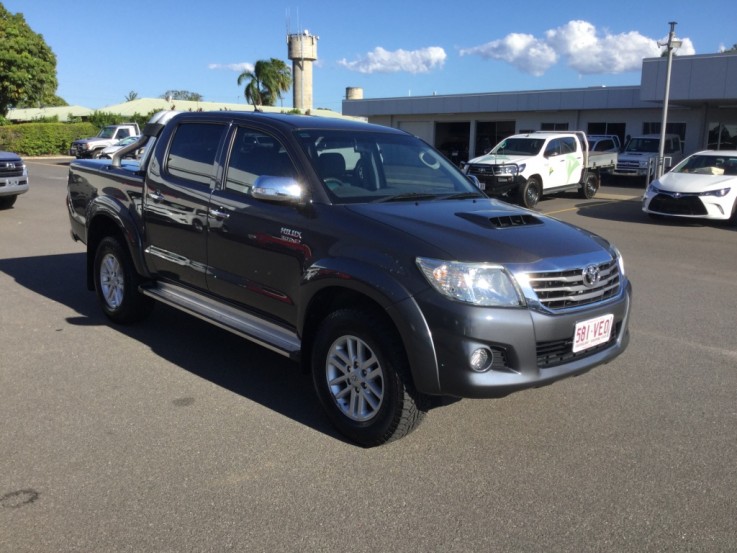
[237,58,292,108]
[237,61,266,106]
[261,58,292,106]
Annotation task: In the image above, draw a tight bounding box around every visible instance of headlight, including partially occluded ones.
[516,163,526,173]
[647,183,661,194]
[416,257,524,306]
[611,245,625,276]
[699,187,731,197]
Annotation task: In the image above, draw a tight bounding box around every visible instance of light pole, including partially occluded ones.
[656,21,683,179]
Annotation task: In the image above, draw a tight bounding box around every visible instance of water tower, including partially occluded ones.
[288,30,318,111]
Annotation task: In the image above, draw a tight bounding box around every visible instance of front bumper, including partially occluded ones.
[642,189,737,221]
[0,175,29,197]
[612,166,650,177]
[414,279,632,398]
[476,174,525,196]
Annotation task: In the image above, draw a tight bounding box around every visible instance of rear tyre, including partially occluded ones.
[312,308,428,447]
[579,172,600,199]
[93,236,153,324]
[519,176,541,208]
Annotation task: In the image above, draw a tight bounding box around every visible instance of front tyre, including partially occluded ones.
[519,176,542,208]
[0,195,18,210]
[312,309,427,447]
[93,236,153,324]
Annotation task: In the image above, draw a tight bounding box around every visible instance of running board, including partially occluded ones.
[140,282,301,360]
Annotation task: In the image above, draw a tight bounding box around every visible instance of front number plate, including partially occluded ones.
[573,314,614,353]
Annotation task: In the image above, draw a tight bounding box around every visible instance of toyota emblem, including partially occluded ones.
[582,264,601,288]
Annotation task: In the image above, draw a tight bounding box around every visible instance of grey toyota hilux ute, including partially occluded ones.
[67,110,632,446]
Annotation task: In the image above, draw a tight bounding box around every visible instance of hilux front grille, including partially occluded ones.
[0,161,24,178]
[466,164,517,177]
[525,259,621,311]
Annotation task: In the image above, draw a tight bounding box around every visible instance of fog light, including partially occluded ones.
[469,347,493,372]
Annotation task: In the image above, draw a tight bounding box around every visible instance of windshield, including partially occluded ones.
[490,138,544,156]
[294,130,482,203]
[672,154,737,175]
[98,127,116,139]
[625,138,659,153]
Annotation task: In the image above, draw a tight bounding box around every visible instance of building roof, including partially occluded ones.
[7,98,347,122]
[6,105,93,122]
[342,52,737,117]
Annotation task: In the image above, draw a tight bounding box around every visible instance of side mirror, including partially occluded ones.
[467,174,484,190]
[252,175,305,203]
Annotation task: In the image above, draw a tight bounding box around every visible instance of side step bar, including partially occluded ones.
[140,282,301,361]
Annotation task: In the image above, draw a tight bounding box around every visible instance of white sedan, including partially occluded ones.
[642,150,737,224]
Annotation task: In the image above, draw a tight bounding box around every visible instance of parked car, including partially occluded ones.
[642,150,737,224]
[67,110,631,446]
[463,131,614,208]
[99,135,142,159]
[69,123,141,159]
[0,150,29,209]
[613,134,684,181]
[586,135,621,153]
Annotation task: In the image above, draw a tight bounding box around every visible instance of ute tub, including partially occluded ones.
[67,159,145,241]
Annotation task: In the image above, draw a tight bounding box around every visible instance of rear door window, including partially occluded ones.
[166,122,227,186]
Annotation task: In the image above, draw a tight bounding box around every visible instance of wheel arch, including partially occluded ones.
[85,199,150,291]
[526,173,543,185]
[299,262,441,396]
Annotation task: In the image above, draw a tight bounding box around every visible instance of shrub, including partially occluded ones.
[0,122,96,156]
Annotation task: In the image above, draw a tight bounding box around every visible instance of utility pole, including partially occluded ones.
[656,21,682,179]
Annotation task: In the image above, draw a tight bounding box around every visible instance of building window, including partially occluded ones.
[541,122,569,131]
[587,122,626,146]
[476,121,515,155]
[642,122,686,142]
[707,123,737,150]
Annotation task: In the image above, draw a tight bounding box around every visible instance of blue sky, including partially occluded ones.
[4,0,735,112]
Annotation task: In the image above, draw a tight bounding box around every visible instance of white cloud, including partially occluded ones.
[459,33,557,77]
[461,20,696,76]
[338,46,447,74]
[208,62,254,72]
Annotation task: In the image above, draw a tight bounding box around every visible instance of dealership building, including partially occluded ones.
[342,52,737,161]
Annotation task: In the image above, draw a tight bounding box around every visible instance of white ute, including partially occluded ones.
[463,131,616,208]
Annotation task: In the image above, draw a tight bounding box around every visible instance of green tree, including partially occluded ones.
[0,4,62,116]
[125,90,139,101]
[237,58,292,107]
[161,90,203,101]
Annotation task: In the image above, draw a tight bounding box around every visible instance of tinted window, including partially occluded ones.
[561,137,577,153]
[594,139,614,151]
[224,128,297,195]
[167,123,226,185]
[294,129,480,203]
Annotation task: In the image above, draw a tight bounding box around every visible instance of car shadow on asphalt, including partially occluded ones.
[0,252,353,445]
[571,198,737,231]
